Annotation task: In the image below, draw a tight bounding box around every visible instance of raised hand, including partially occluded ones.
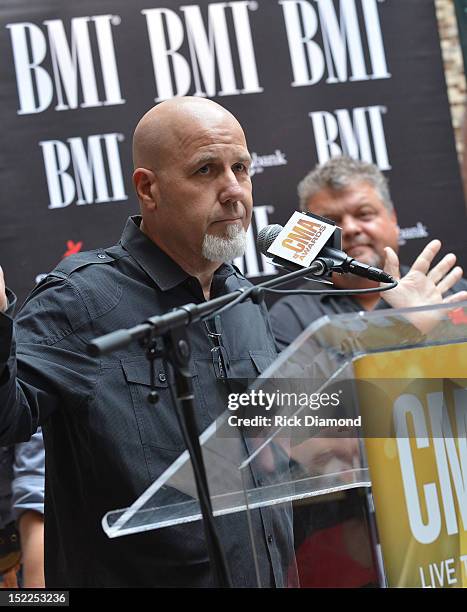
[381,240,467,332]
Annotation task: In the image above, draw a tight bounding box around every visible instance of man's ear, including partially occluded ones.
[133,168,159,211]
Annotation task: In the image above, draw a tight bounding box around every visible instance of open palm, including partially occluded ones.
[381,240,467,332]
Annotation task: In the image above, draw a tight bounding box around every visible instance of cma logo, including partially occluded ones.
[395,389,467,545]
[6,2,262,114]
[281,217,327,260]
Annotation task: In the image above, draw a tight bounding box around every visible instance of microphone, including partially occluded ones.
[257,216,395,284]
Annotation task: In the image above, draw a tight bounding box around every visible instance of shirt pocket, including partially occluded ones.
[201,351,277,422]
[249,351,277,376]
[229,351,277,379]
[121,356,189,453]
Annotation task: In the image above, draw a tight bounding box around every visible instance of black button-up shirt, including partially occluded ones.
[270,282,391,352]
[269,268,467,351]
[0,216,293,587]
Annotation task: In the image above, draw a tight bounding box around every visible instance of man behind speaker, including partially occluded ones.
[270,156,467,350]
[269,156,467,588]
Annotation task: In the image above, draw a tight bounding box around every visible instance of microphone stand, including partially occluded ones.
[87,259,329,588]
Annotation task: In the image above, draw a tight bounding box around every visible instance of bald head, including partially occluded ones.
[131,96,253,278]
[132,97,246,171]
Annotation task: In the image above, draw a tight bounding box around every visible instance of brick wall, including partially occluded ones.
[435,0,466,161]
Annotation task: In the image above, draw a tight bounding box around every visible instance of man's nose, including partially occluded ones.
[341,214,362,240]
[219,170,244,205]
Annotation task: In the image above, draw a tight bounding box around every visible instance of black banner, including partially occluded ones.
[0,0,465,302]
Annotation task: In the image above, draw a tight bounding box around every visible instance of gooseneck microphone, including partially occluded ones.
[257,223,395,284]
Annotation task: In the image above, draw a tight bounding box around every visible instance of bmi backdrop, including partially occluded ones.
[0,0,465,303]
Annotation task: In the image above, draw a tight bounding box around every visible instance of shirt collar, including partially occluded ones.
[120,216,238,292]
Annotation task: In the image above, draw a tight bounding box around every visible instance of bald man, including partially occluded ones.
[0,98,292,587]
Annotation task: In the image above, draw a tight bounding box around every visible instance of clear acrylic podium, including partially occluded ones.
[102,301,467,588]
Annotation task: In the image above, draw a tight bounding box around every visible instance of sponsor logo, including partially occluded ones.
[63,240,83,257]
[249,150,287,176]
[267,211,336,267]
[282,218,326,258]
[399,222,429,245]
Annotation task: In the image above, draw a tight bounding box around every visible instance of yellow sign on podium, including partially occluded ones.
[354,343,467,588]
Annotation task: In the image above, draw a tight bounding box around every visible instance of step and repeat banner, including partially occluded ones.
[0,0,465,303]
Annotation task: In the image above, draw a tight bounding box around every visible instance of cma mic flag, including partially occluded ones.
[266,211,337,267]
[258,211,394,284]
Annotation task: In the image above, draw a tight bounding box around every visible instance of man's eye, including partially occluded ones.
[197,165,210,175]
[233,163,247,172]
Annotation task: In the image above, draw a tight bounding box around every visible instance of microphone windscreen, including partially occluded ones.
[257,224,283,254]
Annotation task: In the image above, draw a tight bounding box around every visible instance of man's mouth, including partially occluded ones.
[213,217,243,224]
[346,244,373,256]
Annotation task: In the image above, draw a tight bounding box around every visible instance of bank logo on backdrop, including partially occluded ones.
[249,150,288,176]
[399,222,429,245]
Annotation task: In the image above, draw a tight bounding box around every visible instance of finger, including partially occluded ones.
[410,239,441,275]
[437,266,463,295]
[383,247,400,281]
[334,438,360,463]
[321,439,355,463]
[427,253,457,285]
[442,290,467,305]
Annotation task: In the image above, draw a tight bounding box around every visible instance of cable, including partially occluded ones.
[203,280,398,321]
[260,281,398,297]
[201,288,253,321]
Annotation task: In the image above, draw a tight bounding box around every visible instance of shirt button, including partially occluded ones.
[267,534,273,544]
[158,372,167,383]
[97,254,106,259]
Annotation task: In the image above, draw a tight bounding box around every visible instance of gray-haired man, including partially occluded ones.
[269,156,467,588]
[270,156,467,350]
